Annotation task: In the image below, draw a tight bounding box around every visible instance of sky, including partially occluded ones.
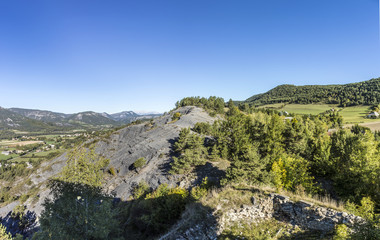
[0,0,380,114]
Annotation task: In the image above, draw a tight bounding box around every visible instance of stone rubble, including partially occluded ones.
[164,193,364,239]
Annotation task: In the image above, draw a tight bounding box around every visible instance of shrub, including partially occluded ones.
[192,122,212,135]
[108,166,117,176]
[172,112,181,121]
[190,177,209,200]
[341,197,380,240]
[333,224,350,240]
[129,184,189,236]
[133,157,146,169]
[132,181,150,199]
[11,204,26,220]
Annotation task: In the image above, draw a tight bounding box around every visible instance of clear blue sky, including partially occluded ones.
[0,0,379,113]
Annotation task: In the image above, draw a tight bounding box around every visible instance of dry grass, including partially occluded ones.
[201,184,259,211]
[210,159,230,170]
[201,183,346,213]
[0,140,43,147]
[345,121,380,131]
[268,187,345,212]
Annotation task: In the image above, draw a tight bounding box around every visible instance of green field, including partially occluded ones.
[259,104,337,115]
[338,106,374,124]
[0,154,18,161]
[10,149,63,163]
[259,104,379,125]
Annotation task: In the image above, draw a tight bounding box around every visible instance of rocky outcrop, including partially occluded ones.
[166,193,364,239]
[160,212,218,240]
[272,194,364,232]
[217,196,274,233]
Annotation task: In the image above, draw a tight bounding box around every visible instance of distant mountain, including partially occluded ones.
[110,111,139,122]
[1,107,162,133]
[9,108,68,123]
[68,111,117,126]
[0,108,56,132]
[243,77,380,107]
[8,108,116,127]
[110,111,162,123]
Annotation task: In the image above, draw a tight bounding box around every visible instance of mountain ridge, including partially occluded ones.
[1,107,162,132]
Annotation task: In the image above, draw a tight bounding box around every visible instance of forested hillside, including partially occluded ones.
[0,108,62,133]
[244,77,380,107]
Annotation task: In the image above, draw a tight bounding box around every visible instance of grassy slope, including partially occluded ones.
[259,104,380,129]
[258,103,335,115]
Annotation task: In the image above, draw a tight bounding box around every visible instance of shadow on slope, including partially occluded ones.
[0,210,38,239]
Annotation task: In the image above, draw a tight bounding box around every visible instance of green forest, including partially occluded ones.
[244,78,380,107]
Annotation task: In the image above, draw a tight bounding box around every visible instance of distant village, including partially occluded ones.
[0,133,88,163]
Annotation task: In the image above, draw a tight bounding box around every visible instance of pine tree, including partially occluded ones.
[0,224,13,240]
[36,147,118,240]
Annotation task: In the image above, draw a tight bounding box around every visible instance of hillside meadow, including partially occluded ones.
[259,103,380,130]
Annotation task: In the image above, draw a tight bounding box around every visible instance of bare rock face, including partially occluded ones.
[96,106,216,200]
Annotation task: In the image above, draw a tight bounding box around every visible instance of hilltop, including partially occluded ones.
[243,77,380,107]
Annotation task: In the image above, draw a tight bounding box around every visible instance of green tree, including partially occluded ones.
[36,147,118,240]
[209,144,220,161]
[58,147,109,187]
[0,224,13,240]
[171,129,208,173]
[271,156,316,193]
[343,197,380,239]
[330,129,380,203]
[37,181,118,240]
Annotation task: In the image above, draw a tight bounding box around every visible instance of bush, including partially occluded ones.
[190,177,209,200]
[108,166,117,176]
[129,184,189,236]
[172,112,181,121]
[333,224,350,240]
[132,181,150,199]
[192,122,212,135]
[133,157,146,169]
